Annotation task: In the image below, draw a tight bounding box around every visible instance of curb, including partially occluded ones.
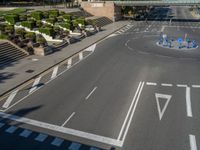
[0,22,129,98]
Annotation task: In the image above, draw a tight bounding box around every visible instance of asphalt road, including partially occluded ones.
[0,6,200,150]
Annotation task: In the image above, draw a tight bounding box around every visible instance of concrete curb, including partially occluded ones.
[0,23,128,98]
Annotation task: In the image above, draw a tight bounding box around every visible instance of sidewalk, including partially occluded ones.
[0,21,130,96]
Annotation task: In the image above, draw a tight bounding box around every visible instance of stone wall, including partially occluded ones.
[81,1,122,21]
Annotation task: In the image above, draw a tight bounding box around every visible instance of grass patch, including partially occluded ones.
[0,8,27,17]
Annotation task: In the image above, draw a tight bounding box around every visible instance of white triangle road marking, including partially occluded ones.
[155,93,172,120]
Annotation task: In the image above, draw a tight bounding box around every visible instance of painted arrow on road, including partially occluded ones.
[155,93,172,120]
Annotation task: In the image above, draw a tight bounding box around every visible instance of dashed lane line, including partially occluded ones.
[189,134,197,150]
[186,87,193,117]
[146,82,157,86]
[29,76,42,94]
[61,112,76,127]
[192,85,200,88]
[85,87,97,100]
[161,83,173,87]
[177,84,188,88]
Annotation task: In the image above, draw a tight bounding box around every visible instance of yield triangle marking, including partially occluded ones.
[155,93,172,120]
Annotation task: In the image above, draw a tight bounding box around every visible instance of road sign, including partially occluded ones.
[155,93,172,120]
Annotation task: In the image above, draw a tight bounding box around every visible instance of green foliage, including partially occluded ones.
[39,27,54,36]
[36,20,43,28]
[19,14,27,21]
[25,32,36,41]
[5,25,14,34]
[4,14,19,25]
[36,36,46,44]
[49,10,59,18]
[0,8,27,17]
[74,18,85,26]
[63,14,72,21]
[42,11,49,19]
[59,22,72,30]
[15,28,26,38]
[0,23,6,32]
[31,11,43,20]
[21,21,35,30]
[46,18,56,25]
[0,34,9,39]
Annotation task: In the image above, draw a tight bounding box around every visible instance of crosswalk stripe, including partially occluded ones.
[19,129,32,138]
[0,123,5,128]
[68,142,81,150]
[51,66,59,79]
[5,126,17,133]
[29,76,41,94]
[35,133,48,142]
[79,52,83,60]
[51,137,64,147]
[2,89,19,108]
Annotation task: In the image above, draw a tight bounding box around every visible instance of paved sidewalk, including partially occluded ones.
[0,21,130,96]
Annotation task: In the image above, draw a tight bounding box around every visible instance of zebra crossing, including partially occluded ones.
[0,44,97,111]
[0,123,102,150]
[115,24,134,34]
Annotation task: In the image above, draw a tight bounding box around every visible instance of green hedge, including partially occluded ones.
[0,34,9,39]
[21,21,35,30]
[25,32,36,41]
[5,14,19,25]
[74,18,85,26]
[63,14,72,21]
[31,11,43,20]
[46,18,56,25]
[49,10,59,17]
[39,27,54,36]
[59,22,72,30]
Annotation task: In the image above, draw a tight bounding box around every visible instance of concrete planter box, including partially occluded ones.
[34,46,53,56]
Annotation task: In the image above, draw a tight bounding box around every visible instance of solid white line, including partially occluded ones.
[189,134,197,150]
[192,85,200,88]
[2,89,19,108]
[79,52,83,60]
[67,58,72,69]
[85,87,97,100]
[122,82,145,143]
[29,76,41,94]
[61,112,75,127]
[146,82,157,86]
[117,82,142,140]
[186,87,193,117]
[0,111,123,147]
[161,83,173,87]
[51,66,59,79]
[177,84,187,88]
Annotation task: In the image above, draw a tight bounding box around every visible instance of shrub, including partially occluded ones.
[36,35,46,45]
[15,28,26,38]
[63,14,72,21]
[0,34,9,39]
[25,32,36,41]
[5,25,14,34]
[57,16,63,22]
[49,10,59,17]
[31,11,43,20]
[19,14,27,21]
[59,22,72,30]
[75,18,85,26]
[0,23,6,32]
[39,27,54,36]
[4,14,19,25]
[43,11,49,18]
[46,18,56,25]
[36,20,43,28]
[21,21,35,30]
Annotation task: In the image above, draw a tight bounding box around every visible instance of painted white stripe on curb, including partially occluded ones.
[29,76,41,94]
[61,112,75,127]
[35,133,48,142]
[51,137,64,147]
[19,129,32,138]
[85,87,97,100]
[2,89,19,108]
[79,52,83,60]
[161,83,173,87]
[67,58,72,69]
[84,44,96,52]
[189,134,197,150]
[0,112,123,147]
[51,66,59,79]
[146,82,157,86]
[186,87,193,117]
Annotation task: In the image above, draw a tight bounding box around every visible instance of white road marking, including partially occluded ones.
[68,142,81,150]
[2,89,19,108]
[51,137,64,147]
[61,112,75,127]
[177,84,187,88]
[51,66,59,79]
[5,126,17,133]
[121,82,144,144]
[161,26,165,32]
[84,44,96,52]
[117,82,142,140]
[29,76,41,94]
[189,134,197,150]
[0,111,123,147]
[19,129,32,138]
[35,133,48,142]
[146,82,157,86]
[161,83,173,87]
[85,87,97,100]
[192,85,200,88]
[186,87,193,117]
[79,52,83,60]
[0,122,5,128]
[155,93,172,120]
[67,58,72,69]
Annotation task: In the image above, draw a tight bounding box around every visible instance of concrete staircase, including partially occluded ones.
[0,41,28,67]
[86,16,113,27]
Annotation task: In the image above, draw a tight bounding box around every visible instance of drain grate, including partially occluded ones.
[25,69,34,73]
